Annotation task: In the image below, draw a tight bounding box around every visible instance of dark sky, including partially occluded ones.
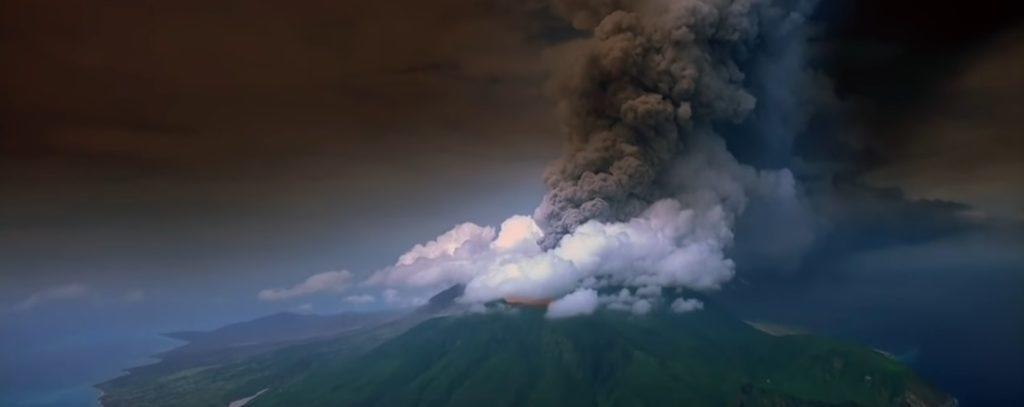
[1,0,567,299]
[0,0,1020,322]
[816,0,1024,219]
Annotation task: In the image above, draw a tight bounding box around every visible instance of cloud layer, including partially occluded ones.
[258,270,353,302]
[546,288,599,318]
[13,283,92,310]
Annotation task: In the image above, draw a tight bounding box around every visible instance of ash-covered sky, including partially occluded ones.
[1,0,1021,317]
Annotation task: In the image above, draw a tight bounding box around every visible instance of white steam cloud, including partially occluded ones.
[546,288,599,318]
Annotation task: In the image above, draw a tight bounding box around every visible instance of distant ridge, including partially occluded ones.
[159,311,397,358]
[415,284,466,315]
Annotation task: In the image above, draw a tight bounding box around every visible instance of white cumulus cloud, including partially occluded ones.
[259,270,353,302]
[13,283,92,310]
[342,294,376,304]
[546,288,599,319]
[631,299,653,315]
[670,297,704,313]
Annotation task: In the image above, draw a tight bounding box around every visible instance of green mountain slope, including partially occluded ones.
[253,303,951,407]
[98,290,952,407]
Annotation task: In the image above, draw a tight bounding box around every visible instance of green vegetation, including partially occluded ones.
[99,298,952,406]
[254,307,949,407]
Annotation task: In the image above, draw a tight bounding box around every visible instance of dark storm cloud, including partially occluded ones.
[863,29,1024,220]
[804,0,1024,219]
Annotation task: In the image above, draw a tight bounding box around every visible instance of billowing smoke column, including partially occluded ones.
[364,0,809,317]
[537,0,760,249]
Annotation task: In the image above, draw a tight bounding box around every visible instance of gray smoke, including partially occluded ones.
[535,0,767,249]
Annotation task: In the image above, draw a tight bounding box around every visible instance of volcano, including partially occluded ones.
[98,290,953,406]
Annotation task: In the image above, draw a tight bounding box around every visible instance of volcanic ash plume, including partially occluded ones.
[536,0,760,249]
[365,0,809,315]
